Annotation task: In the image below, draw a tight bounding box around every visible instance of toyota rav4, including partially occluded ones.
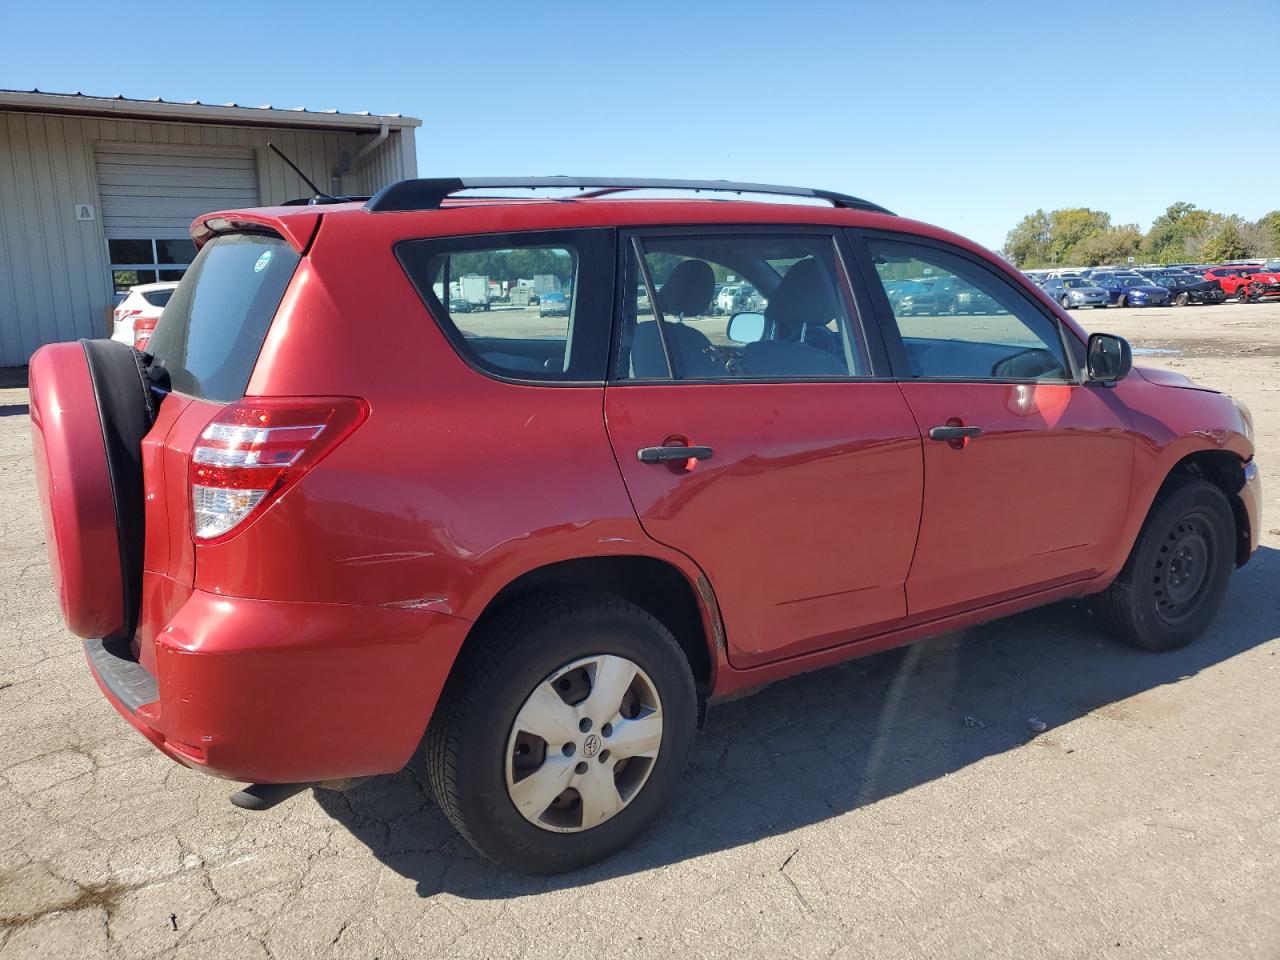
[29,177,1261,874]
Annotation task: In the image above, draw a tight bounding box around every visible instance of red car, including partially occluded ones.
[30,177,1262,874]
[1203,265,1280,301]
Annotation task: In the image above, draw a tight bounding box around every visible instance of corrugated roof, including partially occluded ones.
[0,88,421,130]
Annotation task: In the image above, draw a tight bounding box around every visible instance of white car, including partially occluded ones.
[110,282,179,349]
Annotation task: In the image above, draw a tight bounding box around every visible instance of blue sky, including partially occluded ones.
[5,0,1276,249]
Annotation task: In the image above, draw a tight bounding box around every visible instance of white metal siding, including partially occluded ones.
[95,143,259,239]
[0,112,414,366]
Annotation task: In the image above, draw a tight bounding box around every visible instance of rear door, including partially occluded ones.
[852,232,1135,621]
[604,227,923,668]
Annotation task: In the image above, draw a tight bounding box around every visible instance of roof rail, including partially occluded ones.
[364,177,894,215]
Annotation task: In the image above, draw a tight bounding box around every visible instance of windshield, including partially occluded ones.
[1119,277,1149,287]
[1063,279,1093,288]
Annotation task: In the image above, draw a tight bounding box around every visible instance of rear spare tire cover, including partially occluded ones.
[29,340,156,639]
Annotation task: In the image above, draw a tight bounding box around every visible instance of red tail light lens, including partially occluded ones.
[133,316,158,351]
[190,397,369,542]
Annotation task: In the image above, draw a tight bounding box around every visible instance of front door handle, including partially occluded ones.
[926,427,983,445]
[637,445,714,464]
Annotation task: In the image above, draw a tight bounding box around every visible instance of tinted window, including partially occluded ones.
[397,230,612,381]
[615,233,867,381]
[141,289,174,308]
[868,238,1071,381]
[147,234,300,402]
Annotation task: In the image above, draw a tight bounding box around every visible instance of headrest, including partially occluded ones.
[657,259,714,317]
[765,258,839,333]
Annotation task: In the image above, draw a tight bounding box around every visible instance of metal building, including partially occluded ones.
[0,89,421,367]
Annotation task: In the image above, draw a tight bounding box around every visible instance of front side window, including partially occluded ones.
[867,238,1072,382]
[397,230,612,381]
[615,233,868,381]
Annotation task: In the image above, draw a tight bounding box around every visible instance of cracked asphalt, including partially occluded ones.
[2,303,1279,959]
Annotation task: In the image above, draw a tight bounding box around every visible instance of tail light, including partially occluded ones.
[190,397,369,542]
[133,316,158,351]
[115,307,141,324]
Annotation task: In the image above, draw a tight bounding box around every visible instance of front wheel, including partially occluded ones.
[1117,294,1127,308]
[1060,295,1072,310]
[1096,478,1236,652]
[423,593,697,874]
[1175,292,1190,306]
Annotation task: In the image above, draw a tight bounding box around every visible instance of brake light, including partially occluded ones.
[133,316,158,351]
[190,397,369,542]
[115,307,141,324]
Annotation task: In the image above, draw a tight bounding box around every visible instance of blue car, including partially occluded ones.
[1091,273,1171,307]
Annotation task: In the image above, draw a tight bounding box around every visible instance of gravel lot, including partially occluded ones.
[2,302,1278,959]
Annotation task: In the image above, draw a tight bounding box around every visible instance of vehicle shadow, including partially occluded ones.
[316,545,1280,898]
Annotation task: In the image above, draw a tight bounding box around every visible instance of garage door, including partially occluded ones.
[95,143,259,292]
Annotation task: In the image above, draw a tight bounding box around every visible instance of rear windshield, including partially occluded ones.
[147,234,299,402]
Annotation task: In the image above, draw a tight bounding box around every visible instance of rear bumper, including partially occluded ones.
[85,589,471,783]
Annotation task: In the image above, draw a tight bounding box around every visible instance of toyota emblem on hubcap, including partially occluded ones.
[582,734,600,758]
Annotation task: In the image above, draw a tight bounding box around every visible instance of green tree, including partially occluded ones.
[1002,209,1052,267]
[1074,225,1143,266]
[1257,210,1280,253]
[1202,221,1249,262]
[1142,202,1223,263]
[1048,208,1112,265]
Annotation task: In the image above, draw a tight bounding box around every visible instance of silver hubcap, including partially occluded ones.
[505,654,663,833]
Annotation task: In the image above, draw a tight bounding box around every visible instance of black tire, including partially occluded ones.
[1097,478,1235,652]
[1175,292,1190,306]
[1117,294,1128,308]
[81,339,157,639]
[423,592,697,874]
[1060,295,1072,310]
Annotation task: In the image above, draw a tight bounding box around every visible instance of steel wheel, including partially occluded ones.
[506,654,663,833]
[1153,513,1217,626]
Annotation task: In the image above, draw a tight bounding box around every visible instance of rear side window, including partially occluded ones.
[147,234,299,402]
[396,229,614,382]
[142,289,174,308]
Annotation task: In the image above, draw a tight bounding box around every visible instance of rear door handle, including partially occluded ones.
[928,425,983,442]
[637,445,714,464]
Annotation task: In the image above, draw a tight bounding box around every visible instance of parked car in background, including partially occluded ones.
[1238,266,1280,302]
[449,297,474,314]
[1092,274,1172,307]
[1203,266,1262,300]
[110,281,179,351]
[886,279,945,315]
[1042,276,1110,309]
[29,176,1261,875]
[538,291,569,317]
[1153,275,1226,306]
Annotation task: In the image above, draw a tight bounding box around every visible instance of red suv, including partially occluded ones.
[30,177,1262,874]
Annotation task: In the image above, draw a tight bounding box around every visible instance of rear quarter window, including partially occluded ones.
[146,234,300,402]
[396,228,614,382]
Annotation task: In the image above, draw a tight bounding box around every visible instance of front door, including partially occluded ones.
[604,229,923,668]
[856,233,1135,621]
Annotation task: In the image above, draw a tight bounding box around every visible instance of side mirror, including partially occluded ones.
[727,312,766,344]
[1087,332,1132,385]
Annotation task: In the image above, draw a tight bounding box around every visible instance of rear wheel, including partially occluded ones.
[1097,478,1235,652]
[423,593,697,874]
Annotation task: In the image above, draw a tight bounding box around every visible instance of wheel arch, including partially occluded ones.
[462,555,721,707]
[1156,449,1253,566]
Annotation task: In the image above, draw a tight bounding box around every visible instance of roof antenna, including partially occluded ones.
[266,141,332,201]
